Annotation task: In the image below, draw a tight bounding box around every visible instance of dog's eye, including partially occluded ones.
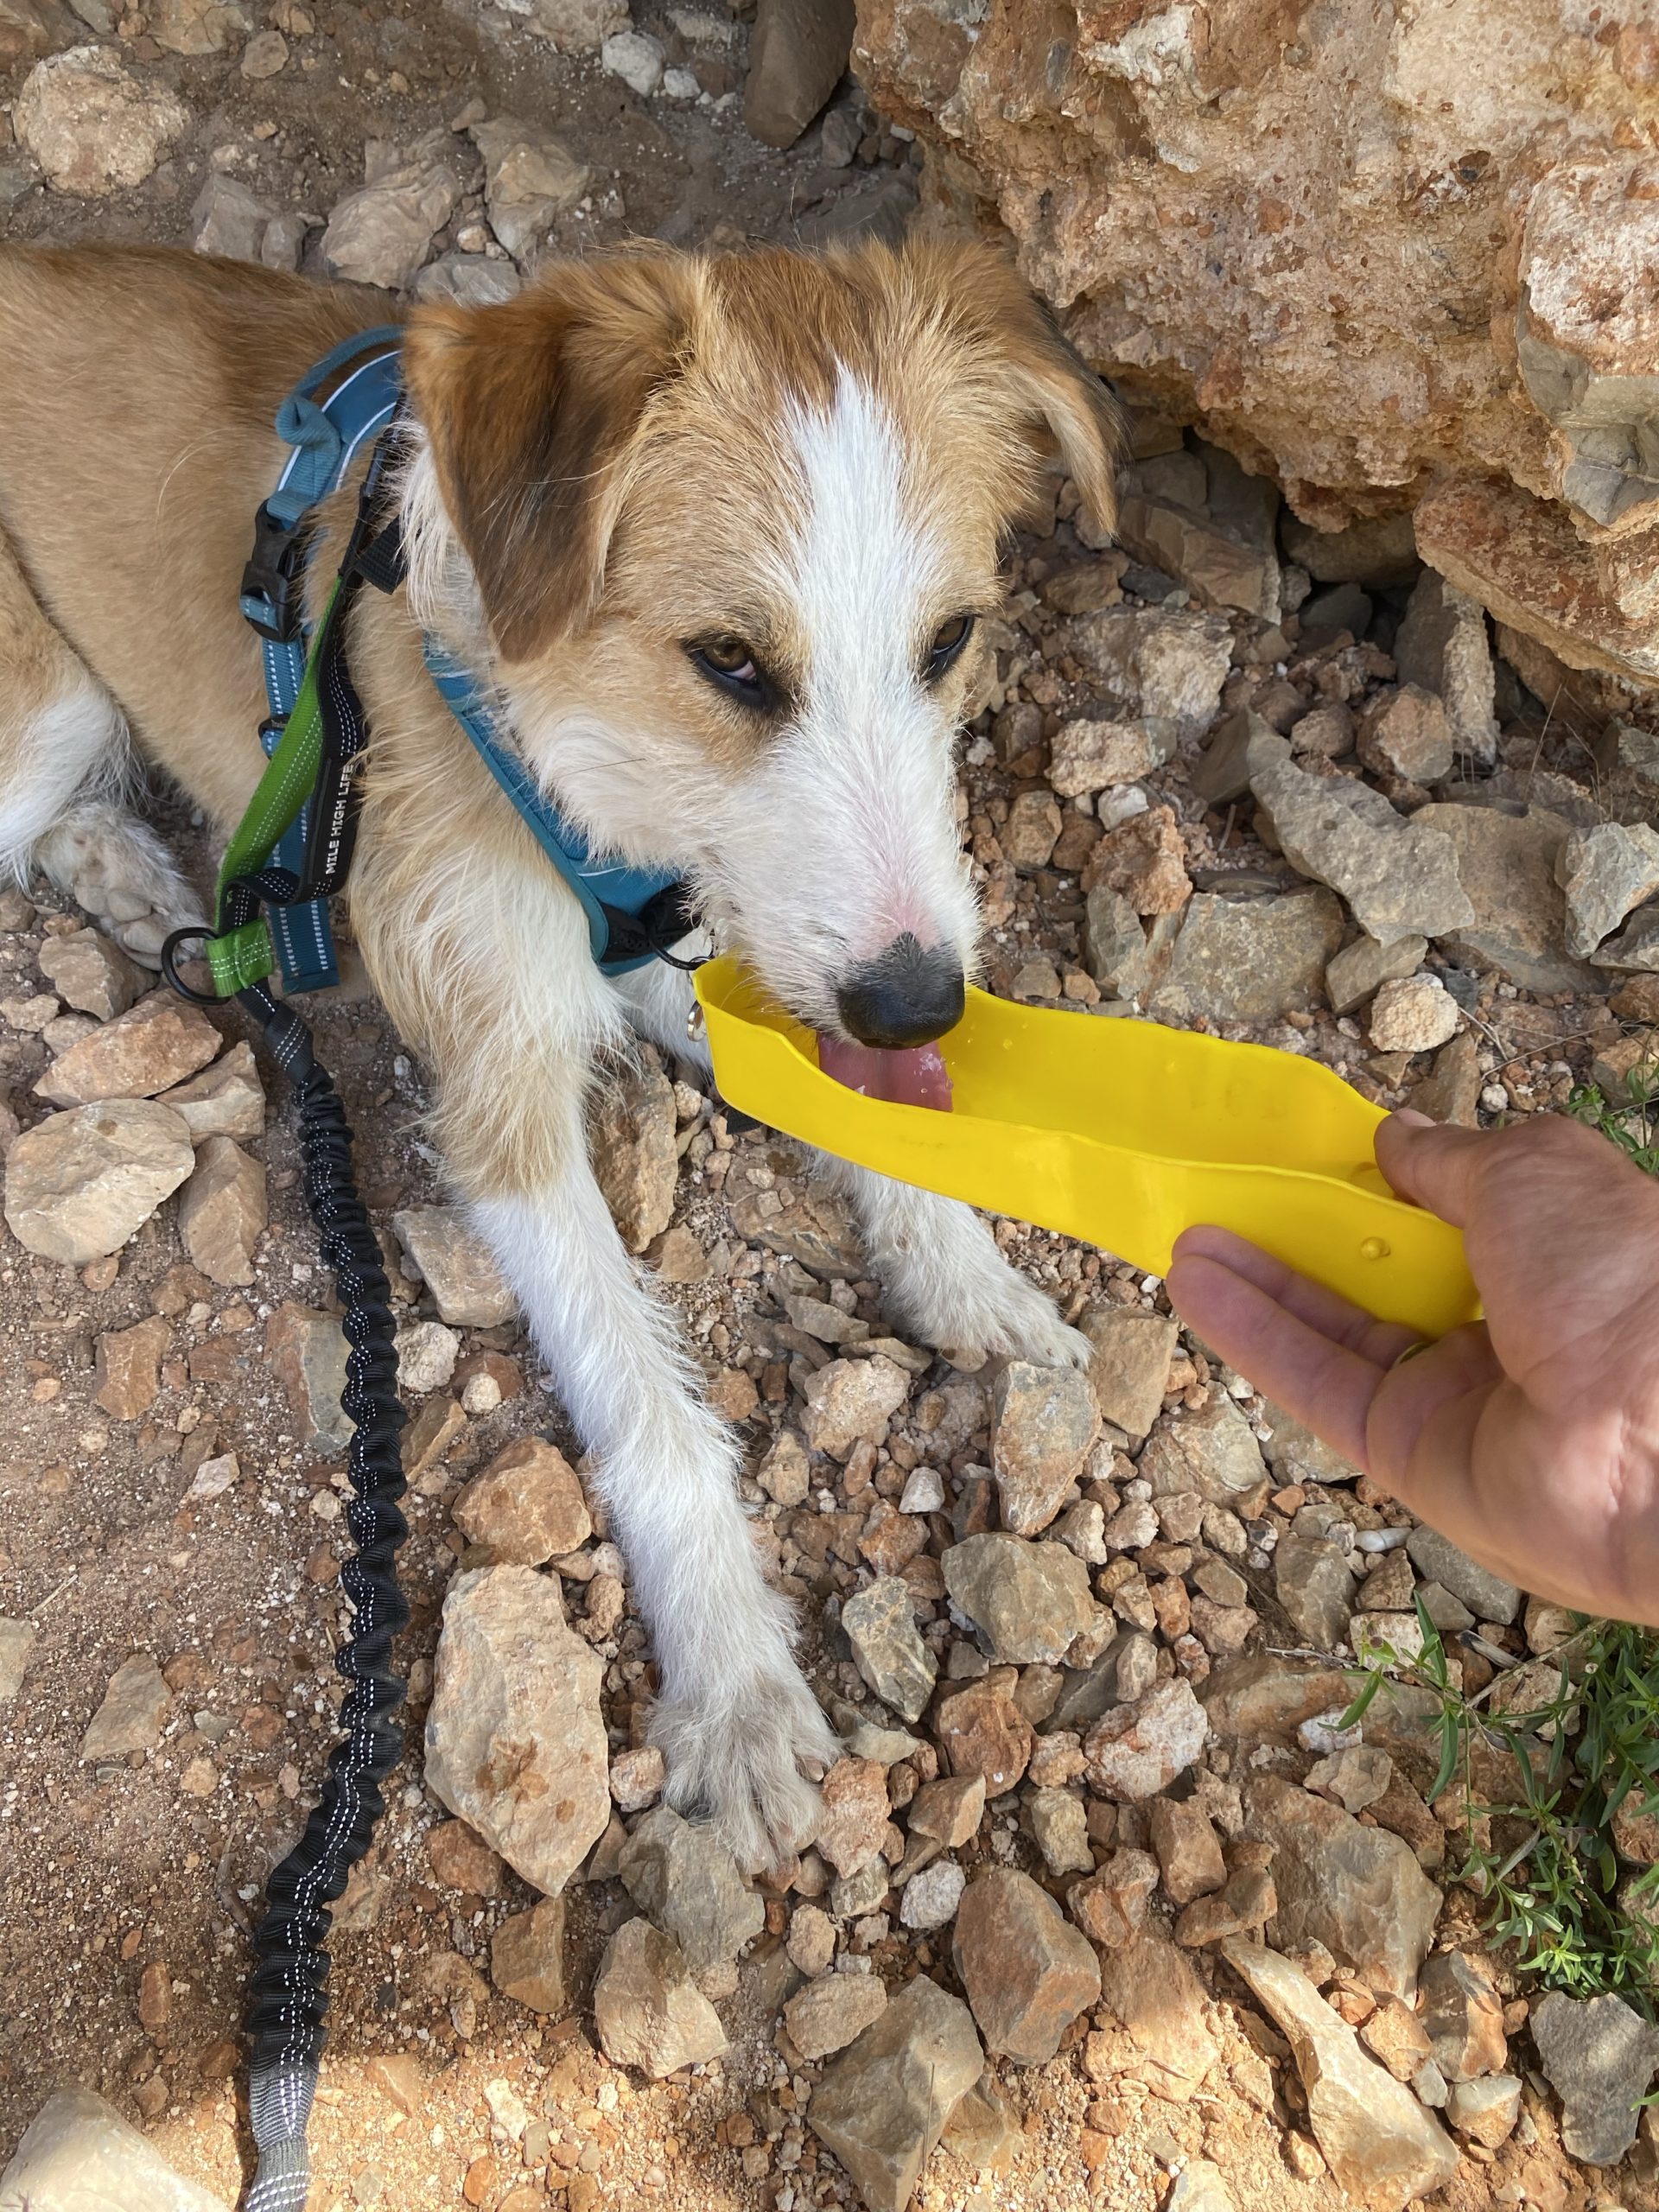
[925,613,975,681]
[690,636,766,702]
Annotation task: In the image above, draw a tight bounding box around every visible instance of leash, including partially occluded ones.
[158,330,700,2210]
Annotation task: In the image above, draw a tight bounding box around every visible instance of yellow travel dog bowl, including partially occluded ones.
[695,957,1478,1340]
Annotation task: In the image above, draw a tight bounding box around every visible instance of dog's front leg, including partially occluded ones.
[824,1162,1092,1370]
[471,1147,837,1867]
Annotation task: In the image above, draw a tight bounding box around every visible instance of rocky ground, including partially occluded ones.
[8,6,1659,2212]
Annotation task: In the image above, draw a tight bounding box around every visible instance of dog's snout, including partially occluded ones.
[836,935,965,1049]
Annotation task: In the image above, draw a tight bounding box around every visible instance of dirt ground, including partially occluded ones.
[0,5,1647,2212]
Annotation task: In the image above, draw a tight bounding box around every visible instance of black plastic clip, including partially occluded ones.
[240,504,309,644]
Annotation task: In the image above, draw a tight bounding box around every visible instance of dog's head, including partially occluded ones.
[402,238,1118,1090]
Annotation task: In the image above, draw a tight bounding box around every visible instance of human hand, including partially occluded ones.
[1166,1110,1659,1627]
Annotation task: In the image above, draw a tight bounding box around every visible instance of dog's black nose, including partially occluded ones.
[836,935,965,1049]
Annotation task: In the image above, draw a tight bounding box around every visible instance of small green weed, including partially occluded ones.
[1341,1603,1659,2010]
[1568,1065,1659,1175]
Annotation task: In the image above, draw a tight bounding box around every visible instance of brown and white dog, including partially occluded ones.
[0,237,1117,1866]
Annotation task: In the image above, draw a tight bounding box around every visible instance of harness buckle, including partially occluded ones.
[240,503,309,644]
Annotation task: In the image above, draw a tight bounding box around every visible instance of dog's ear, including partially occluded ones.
[402,254,702,663]
[997,292,1122,543]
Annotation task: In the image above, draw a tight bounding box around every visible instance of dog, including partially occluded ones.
[0,235,1118,1866]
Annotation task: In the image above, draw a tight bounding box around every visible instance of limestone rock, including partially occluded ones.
[1070,1846,1158,1948]
[813,1758,890,1879]
[953,1868,1101,2064]
[0,1,73,66]
[934,1672,1033,1795]
[0,2086,231,2211]
[321,130,462,289]
[1057,607,1231,744]
[16,46,188,194]
[1147,885,1343,1024]
[1531,1991,1659,2166]
[35,992,220,1106]
[1139,1396,1265,1505]
[393,1318,458,1396]
[1149,1798,1226,1905]
[1368,975,1459,1054]
[1249,737,1472,946]
[1414,802,1594,993]
[1220,1939,1458,2207]
[1556,822,1659,957]
[943,1534,1102,1667]
[802,1354,910,1459]
[785,1972,889,2061]
[1245,1774,1440,1999]
[745,0,854,149]
[593,1917,727,2078]
[192,173,270,260]
[1165,2161,1237,2212]
[1325,932,1427,1017]
[470,116,590,260]
[842,1576,937,1723]
[391,1205,514,1326]
[1446,2073,1522,2149]
[1192,708,1282,807]
[1083,803,1191,915]
[0,1618,39,1709]
[1405,1524,1520,1624]
[808,1974,982,2212]
[757,1430,811,1507]
[1078,1306,1176,1443]
[518,0,626,50]
[590,1059,679,1254]
[1355,686,1453,785]
[81,1654,169,1760]
[490,1897,566,2016]
[1274,1534,1357,1652]
[36,929,143,1021]
[618,1806,763,1976]
[1028,1788,1093,1878]
[413,251,521,308]
[1417,474,1659,690]
[907,1771,985,1850]
[1083,1677,1207,1802]
[266,1301,350,1452]
[150,0,247,49]
[454,1438,590,1564]
[1095,1933,1217,2100]
[600,25,664,93]
[1048,716,1169,798]
[157,1041,265,1142]
[94,1315,170,1421]
[3,1098,194,1263]
[899,1853,966,1931]
[1393,572,1497,767]
[1419,1950,1507,2084]
[424,1566,609,1894]
[991,1360,1099,1535]
[177,1135,266,1288]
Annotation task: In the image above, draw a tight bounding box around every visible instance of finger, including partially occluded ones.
[1365,1323,1504,1504]
[1374,1116,1497,1225]
[1172,1226,1420,1369]
[1166,1249,1387,1471]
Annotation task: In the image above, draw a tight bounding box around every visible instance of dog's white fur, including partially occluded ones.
[0,238,1117,1866]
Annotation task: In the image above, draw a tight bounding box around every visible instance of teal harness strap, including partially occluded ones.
[204,332,690,998]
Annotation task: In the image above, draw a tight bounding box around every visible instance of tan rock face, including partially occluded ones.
[853,0,1659,683]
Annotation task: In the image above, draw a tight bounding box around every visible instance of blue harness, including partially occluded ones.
[238,327,688,988]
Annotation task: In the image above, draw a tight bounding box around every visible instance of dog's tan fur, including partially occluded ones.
[0,236,1116,1860]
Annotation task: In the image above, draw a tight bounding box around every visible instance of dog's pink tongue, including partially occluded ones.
[817,1037,953,1110]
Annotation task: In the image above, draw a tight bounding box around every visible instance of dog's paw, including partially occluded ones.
[896,1255,1092,1372]
[35,802,204,969]
[652,1665,840,1874]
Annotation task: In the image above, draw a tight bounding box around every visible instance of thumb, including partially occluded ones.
[1373,1113,1495,1229]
